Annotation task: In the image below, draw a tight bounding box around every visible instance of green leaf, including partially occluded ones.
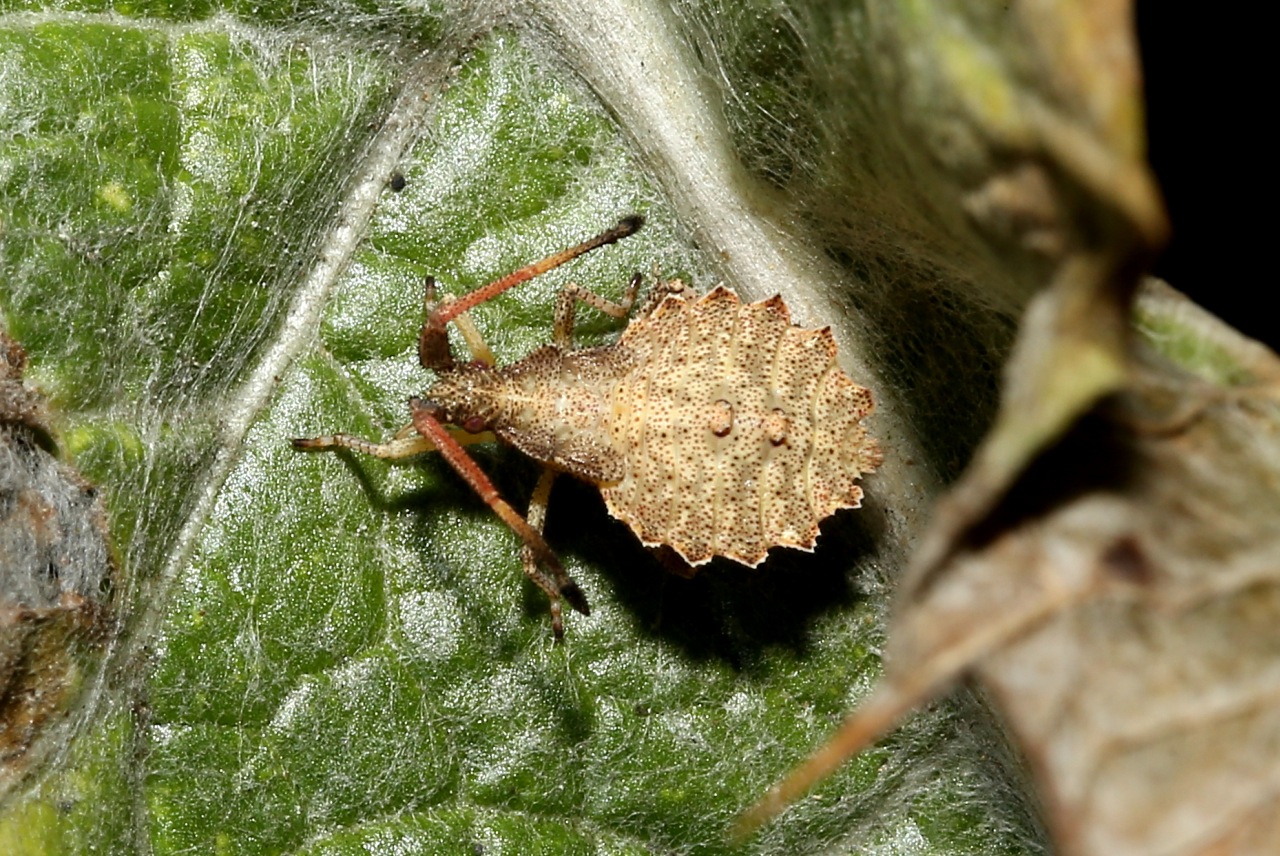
[1,4,1049,854]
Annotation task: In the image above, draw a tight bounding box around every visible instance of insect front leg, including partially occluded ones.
[553,272,642,348]
[292,430,436,458]
[408,398,590,639]
[291,422,495,458]
[633,271,697,319]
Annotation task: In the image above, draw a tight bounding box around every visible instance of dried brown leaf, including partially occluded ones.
[906,309,1280,855]
[744,295,1280,855]
[737,4,1280,854]
[0,330,118,797]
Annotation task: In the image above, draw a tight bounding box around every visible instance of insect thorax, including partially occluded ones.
[426,344,635,484]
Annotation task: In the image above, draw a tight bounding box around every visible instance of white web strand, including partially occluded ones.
[126,44,454,654]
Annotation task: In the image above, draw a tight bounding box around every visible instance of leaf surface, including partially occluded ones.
[1,4,1049,853]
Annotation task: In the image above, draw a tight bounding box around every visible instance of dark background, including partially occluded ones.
[1138,4,1272,350]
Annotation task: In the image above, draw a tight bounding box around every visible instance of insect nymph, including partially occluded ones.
[294,217,881,638]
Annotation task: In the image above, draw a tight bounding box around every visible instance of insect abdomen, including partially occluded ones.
[602,287,879,566]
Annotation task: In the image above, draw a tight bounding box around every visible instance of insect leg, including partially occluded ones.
[520,467,566,637]
[292,424,495,457]
[291,431,436,458]
[409,398,590,636]
[553,273,642,348]
[449,306,496,366]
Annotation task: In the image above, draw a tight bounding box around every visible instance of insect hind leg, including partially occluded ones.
[408,398,590,639]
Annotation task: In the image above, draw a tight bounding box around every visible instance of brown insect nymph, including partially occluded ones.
[293,217,882,638]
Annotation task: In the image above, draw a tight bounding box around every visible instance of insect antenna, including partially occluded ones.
[418,276,455,371]
[428,216,643,328]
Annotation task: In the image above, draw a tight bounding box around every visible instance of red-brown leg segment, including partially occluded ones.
[409,398,590,637]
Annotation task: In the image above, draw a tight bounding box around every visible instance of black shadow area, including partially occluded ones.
[317,443,876,670]
[544,476,875,672]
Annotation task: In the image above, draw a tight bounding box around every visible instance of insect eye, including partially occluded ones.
[463,416,488,434]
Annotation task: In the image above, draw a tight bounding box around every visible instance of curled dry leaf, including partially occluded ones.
[734,2,1280,853]
[0,330,117,796]
[743,286,1280,856]
[962,339,1280,855]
